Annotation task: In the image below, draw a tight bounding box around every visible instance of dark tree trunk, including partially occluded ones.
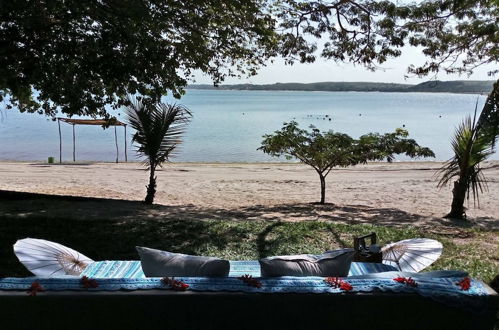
[145,165,157,205]
[319,173,326,204]
[444,179,467,219]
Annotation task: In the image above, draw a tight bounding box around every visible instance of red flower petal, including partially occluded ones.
[457,277,471,291]
[325,277,353,291]
[405,277,418,287]
[237,274,262,288]
[27,282,44,296]
[393,277,406,283]
[340,282,353,291]
[81,276,99,289]
[162,277,189,291]
[393,277,418,287]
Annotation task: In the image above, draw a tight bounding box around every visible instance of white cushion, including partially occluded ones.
[259,249,355,277]
[136,246,230,277]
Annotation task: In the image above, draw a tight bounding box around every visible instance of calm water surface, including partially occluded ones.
[0,90,493,162]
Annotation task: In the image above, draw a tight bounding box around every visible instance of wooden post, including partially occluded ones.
[72,124,76,162]
[58,119,62,163]
[124,125,128,162]
[114,125,119,163]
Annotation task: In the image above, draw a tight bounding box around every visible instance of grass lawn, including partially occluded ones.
[1,194,497,284]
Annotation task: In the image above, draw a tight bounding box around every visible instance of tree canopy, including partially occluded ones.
[1,0,497,117]
[0,0,277,117]
[277,0,498,76]
[259,122,435,203]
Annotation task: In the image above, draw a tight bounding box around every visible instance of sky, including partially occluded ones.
[193,45,496,85]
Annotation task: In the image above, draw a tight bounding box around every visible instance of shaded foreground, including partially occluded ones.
[0,191,497,283]
[1,289,497,330]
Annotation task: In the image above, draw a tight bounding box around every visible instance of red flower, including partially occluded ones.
[324,277,353,291]
[393,276,418,287]
[457,277,471,291]
[325,277,341,287]
[237,274,262,288]
[161,277,189,291]
[81,276,99,289]
[339,282,353,291]
[393,277,406,284]
[27,282,44,296]
[405,277,418,287]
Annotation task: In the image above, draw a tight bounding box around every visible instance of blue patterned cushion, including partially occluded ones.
[81,260,396,278]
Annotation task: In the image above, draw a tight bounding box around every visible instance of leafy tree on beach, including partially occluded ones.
[125,98,191,205]
[259,122,435,204]
[437,81,499,219]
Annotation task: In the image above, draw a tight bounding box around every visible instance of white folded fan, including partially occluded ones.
[14,238,94,277]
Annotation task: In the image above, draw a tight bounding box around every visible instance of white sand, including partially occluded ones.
[0,161,498,229]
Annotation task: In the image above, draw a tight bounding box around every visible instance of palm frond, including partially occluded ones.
[437,81,498,209]
[125,96,192,169]
[476,80,499,149]
[437,117,473,188]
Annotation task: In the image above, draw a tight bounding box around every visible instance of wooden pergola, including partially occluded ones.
[57,118,128,163]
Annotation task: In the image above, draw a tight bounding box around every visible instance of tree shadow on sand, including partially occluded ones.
[1,190,496,229]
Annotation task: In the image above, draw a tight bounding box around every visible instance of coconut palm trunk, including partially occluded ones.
[145,164,157,205]
[446,177,468,219]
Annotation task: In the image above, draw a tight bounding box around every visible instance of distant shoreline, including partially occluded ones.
[1,160,498,166]
[187,80,494,95]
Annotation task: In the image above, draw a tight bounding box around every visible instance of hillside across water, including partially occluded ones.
[188,80,494,94]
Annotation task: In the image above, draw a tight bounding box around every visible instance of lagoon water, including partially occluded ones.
[0,89,494,162]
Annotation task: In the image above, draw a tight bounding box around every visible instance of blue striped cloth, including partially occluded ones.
[82,260,144,279]
[81,260,397,278]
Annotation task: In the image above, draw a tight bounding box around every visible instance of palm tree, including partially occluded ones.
[125,97,192,204]
[437,81,499,219]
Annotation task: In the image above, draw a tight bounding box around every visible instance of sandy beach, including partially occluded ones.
[0,161,498,230]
